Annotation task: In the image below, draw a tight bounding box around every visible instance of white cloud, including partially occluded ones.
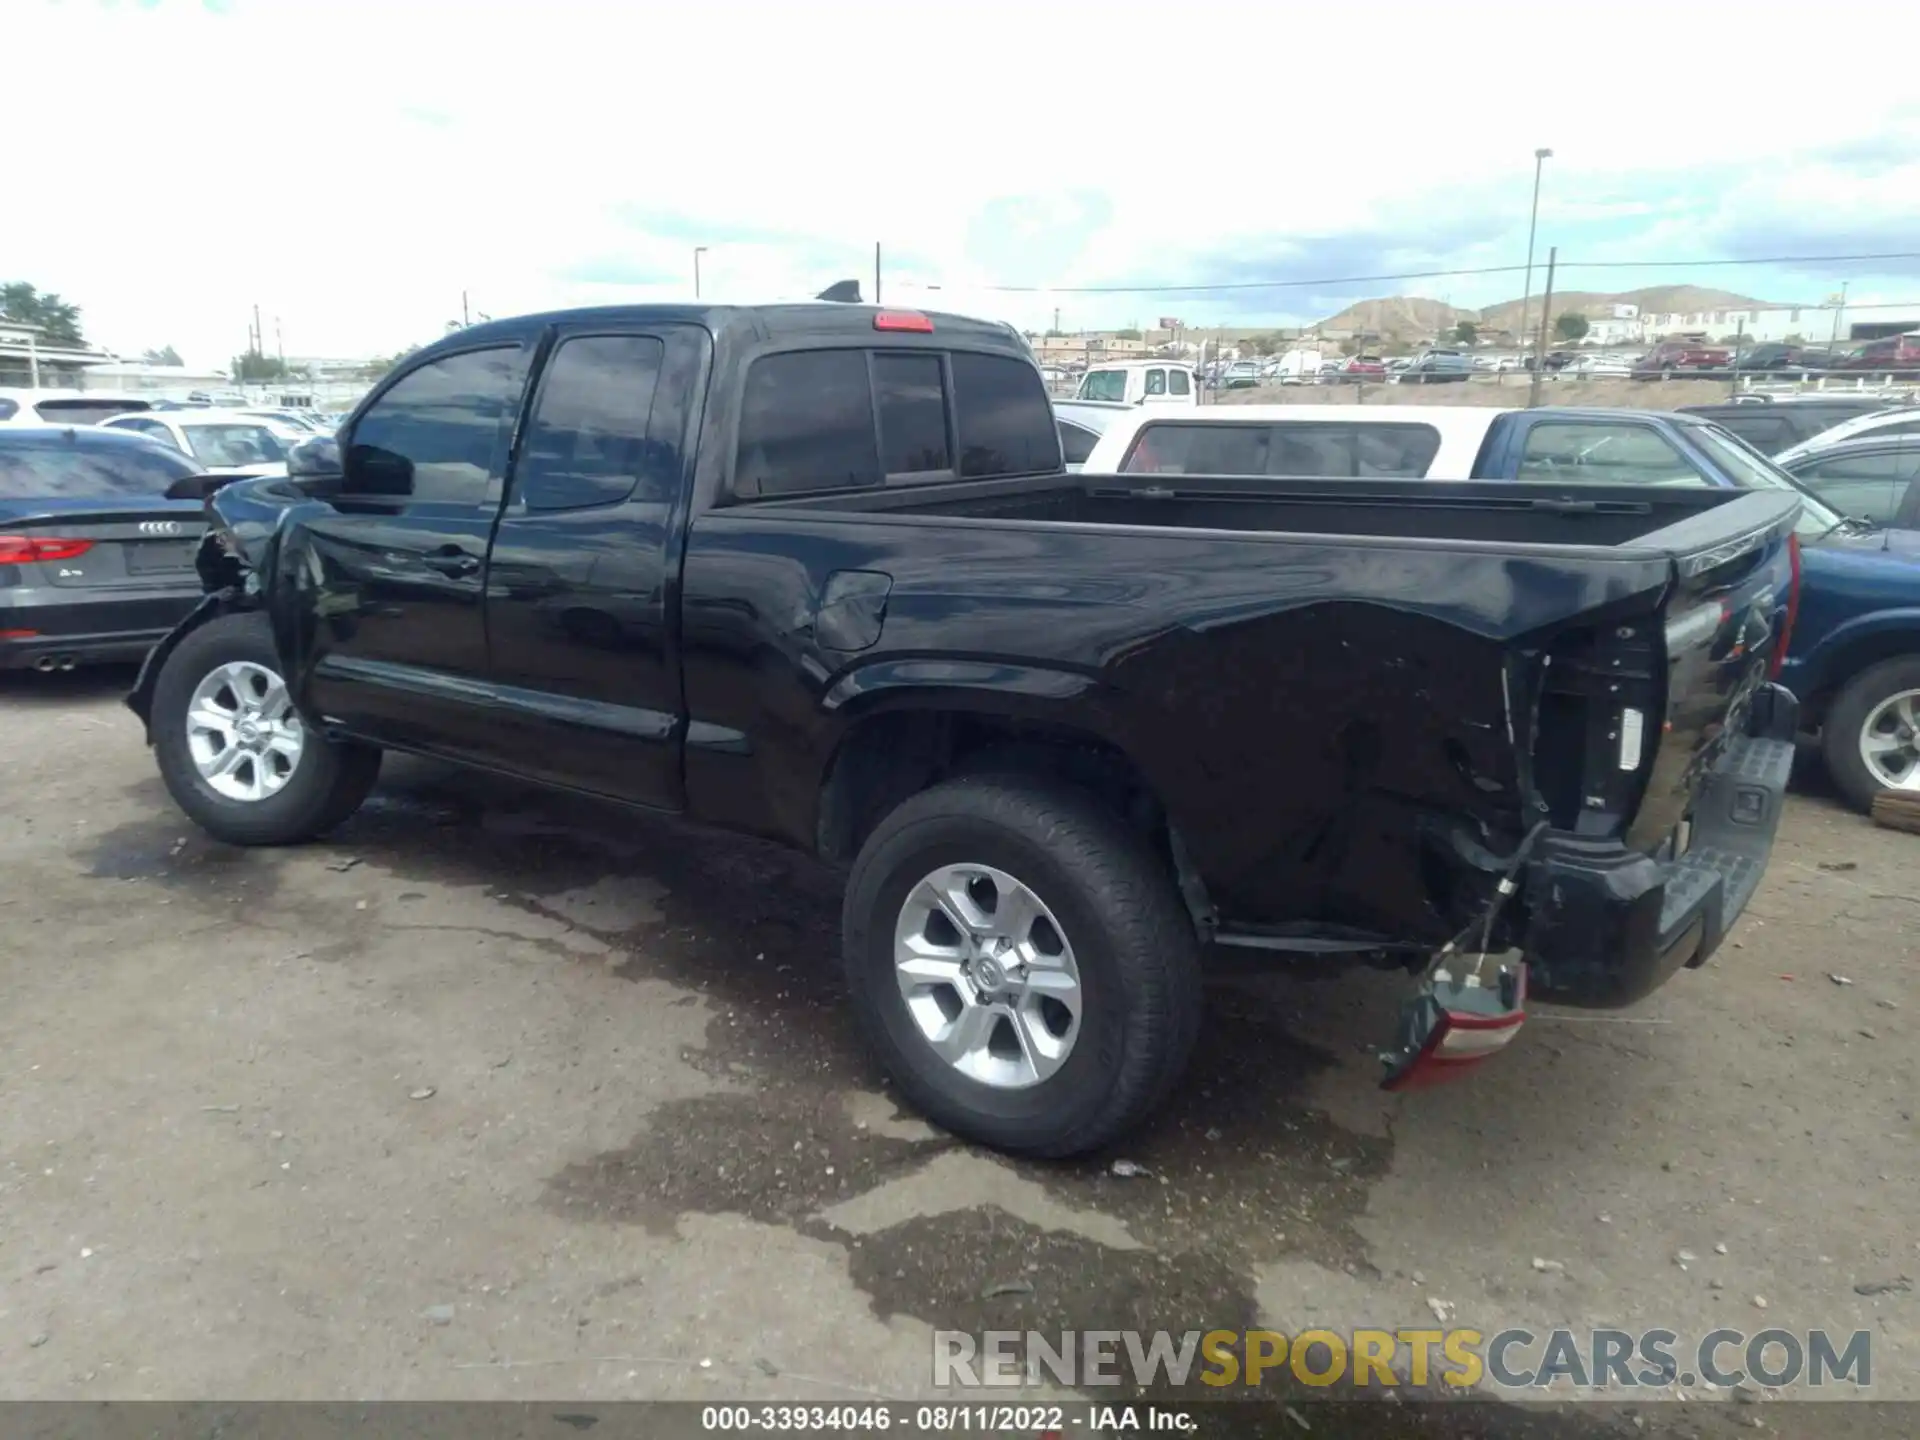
[10,0,1920,364]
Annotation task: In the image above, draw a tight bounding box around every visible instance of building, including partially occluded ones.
[78,358,232,394]
[0,320,116,388]
[283,355,386,382]
[1636,303,1920,347]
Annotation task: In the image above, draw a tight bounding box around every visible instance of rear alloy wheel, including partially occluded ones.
[893,862,1084,1090]
[1822,657,1920,813]
[152,612,380,846]
[844,775,1202,1157]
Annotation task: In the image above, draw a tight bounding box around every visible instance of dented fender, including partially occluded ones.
[124,585,253,741]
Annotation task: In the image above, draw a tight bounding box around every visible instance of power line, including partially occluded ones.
[955,250,1920,297]
[1566,251,1920,271]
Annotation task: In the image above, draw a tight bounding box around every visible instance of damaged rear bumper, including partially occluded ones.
[1522,683,1799,1008]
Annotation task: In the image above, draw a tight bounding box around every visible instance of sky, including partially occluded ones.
[12,0,1920,367]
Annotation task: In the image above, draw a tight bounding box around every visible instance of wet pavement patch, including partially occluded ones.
[544,1089,951,1236]
[84,811,262,890]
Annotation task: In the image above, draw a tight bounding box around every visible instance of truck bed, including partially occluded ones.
[758,470,1785,553]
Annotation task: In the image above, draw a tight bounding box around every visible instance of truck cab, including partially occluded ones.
[1074,359,1198,408]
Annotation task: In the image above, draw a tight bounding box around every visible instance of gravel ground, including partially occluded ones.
[1,667,1913,1438]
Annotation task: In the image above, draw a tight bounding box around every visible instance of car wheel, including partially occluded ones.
[1821,657,1920,813]
[151,611,381,845]
[842,775,1203,1157]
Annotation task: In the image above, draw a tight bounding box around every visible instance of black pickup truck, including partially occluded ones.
[128,299,1802,1156]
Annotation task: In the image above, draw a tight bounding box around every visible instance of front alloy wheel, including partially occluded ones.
[1858,687,1920,792]
[187,660,305,802]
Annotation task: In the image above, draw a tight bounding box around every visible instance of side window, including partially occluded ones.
[1353,424,1442,477]
[1080,370,1126,402]
[1797,451,1917,523]
[514,334,667,512]
[1144,369,1167,396]
[345,346,527,503]
[735,349,879,498]
[123,418,180,448]
[0,399,16,421]
[1168,369,1192,396]
[1715,414,1791,453]
[873,352,951,475]
[1122,422,1269,475]
[952,352,1060,477]
[1058,421,1100,466]
[1517,422,1707,485]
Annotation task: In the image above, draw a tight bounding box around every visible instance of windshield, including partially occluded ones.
[1683,422,1845,537]
[182,423,288,467]
[1080,371,1126,402]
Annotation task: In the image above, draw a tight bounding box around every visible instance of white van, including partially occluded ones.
[1074,360,1198,408]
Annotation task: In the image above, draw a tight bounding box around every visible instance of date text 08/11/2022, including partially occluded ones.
[699,1404,1196,1432]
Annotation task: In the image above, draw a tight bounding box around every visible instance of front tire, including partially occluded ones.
[151,611,381,846]
[1822,657,1920,813]
[842,776,1203,1157]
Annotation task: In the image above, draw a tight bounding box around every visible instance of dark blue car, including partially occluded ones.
[1652,418,1920,811]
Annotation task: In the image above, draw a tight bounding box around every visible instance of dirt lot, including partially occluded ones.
[2,668,1914,1435]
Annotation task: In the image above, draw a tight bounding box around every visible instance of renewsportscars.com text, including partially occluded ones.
[934,1327,1872,1392]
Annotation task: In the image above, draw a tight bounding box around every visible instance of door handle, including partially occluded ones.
[422,548,480,577]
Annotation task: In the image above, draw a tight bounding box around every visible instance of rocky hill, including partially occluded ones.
[1475,285,1777,335]
[1316,285,1779,342]
[1315,295,1478,337]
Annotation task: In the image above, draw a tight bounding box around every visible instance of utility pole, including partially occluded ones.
[462,290,470,327]
[1517,147,1553,368]
[693,247,707,299]
[1528,247,1557,409]
[253,304,263,358]
[874,242,882,306]
[1827,280,1849,355]
[275,316,284,367]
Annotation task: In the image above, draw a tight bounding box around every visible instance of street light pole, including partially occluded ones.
[694,247,708,299]
[1516,147,1553,361]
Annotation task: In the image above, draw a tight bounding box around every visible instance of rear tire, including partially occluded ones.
[151,611,381,846]
[1822,657,1920,813]
[842,775,1203,1157]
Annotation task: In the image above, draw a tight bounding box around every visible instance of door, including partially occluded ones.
[1141,367,1174,405]
[482,324,708,807]
[295,342,529,759]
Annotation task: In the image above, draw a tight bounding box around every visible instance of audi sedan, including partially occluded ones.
[0,427,208,672]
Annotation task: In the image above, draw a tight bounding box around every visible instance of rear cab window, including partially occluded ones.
[1516,422,1707,485]
[1168,369,1192,396]
[1121,420,1441,478]
[0,438,199,498]
[734,347,1058,498]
